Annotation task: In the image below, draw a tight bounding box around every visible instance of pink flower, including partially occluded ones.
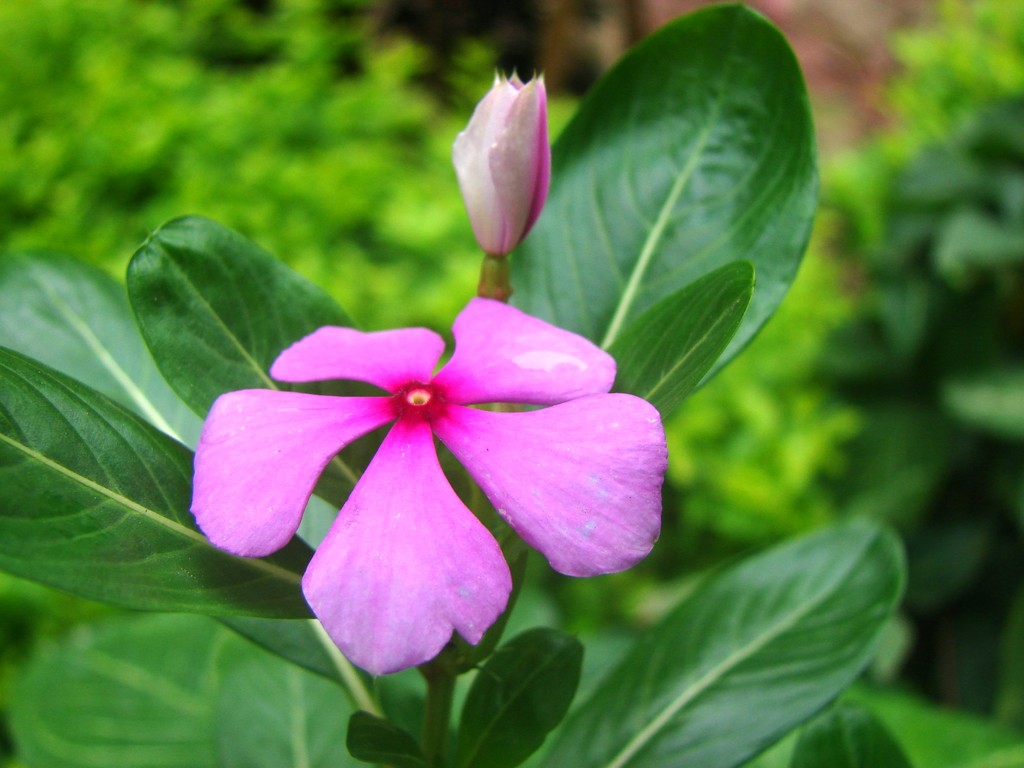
[191,299,666,675]
[453,74,551,256]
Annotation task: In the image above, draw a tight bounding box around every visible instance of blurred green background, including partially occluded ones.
[2,0,1024,765]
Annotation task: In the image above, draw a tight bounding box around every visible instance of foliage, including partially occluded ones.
[0,6,912,767]
[829,0,1024,251]
[0,0,484,331]
[662,235,860,554]
[826,95,1024,718]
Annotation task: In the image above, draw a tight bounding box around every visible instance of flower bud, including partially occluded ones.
[453,74,551,257]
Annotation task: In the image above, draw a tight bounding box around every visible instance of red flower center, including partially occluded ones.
[394,382,446,423]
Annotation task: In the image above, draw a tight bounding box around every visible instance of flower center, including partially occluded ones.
[405,388,432,407]
[394,382,445,423]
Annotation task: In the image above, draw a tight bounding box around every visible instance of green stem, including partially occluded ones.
[478,254,512,302]
[420,656,457,767]
[310,620,383,716]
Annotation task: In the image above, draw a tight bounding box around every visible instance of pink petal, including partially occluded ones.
[433,395,667,576]
[453,75,523,255]
[192,390,394,557]
[432,298,616,405]
[270,327,445,392]
[490,77,550,244]
[303,419,511,675]
[524,78,551,235]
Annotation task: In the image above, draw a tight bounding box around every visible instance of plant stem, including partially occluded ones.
[478,254,512,302]
[310,620,383,717]
[420,655,457,767]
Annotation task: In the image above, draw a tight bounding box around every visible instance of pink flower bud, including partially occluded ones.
[453,74,551,257]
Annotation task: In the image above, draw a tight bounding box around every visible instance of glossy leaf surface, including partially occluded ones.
[610,261,753,416]
[0,347,311,616]
[540,520,905,768]
[347,712,427,768]
[455,628,583,768]
[0,252,200,445]
[127,215,354,416]
[514,4,816,376]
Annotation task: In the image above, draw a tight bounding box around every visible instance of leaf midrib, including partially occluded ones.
[32,271,184,442]
[459,643,577,767]
[640,280,749,404]
[599,120,717,351]
[0,429,302,587]
[156,243,360,488]
[601,533,878,768]
[158,247,277,391]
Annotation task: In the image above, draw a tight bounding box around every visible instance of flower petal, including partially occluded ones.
[192,391,394,557]
[453,75,522,255]
[490,77,550,244]
[434,395,667,576]
[303,419,511,675]
[432,298,616,405]
[271,327,445,392]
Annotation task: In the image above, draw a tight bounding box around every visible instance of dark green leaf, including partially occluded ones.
[540,520,905,768]
[514,5,816,378]
[610,261,753,416]
[10,614,235,768]
[218,647,359,768]
[0,252,200,445]
[347,712,427,768]
[789,702,911,768]
[0,347,311,616]
[455,628,583,768]
[127,215,364,504]
[127,216,354,415]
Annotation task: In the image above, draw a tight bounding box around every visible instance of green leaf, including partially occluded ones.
[10,614,233,768]
[10,614,360,768]
[789,702,911,768]
[455,628,583,768]
[609,261,753,416]
[942,368,1024,440]
[220,617,346,684]
[218,648,359,768]
[0,346,311,616]
[514,5,816,377]
[539,520,905,768]
[219,615,380,719]
[127,215,364,504]
[0,252,200,445]
[127,216,354,416]
[347,712,427,768]
[845,685,1024,768]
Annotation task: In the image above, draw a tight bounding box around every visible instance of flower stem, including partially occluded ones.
[420,654,457,767]
[478,254,512,302]
[310,620,383,717]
